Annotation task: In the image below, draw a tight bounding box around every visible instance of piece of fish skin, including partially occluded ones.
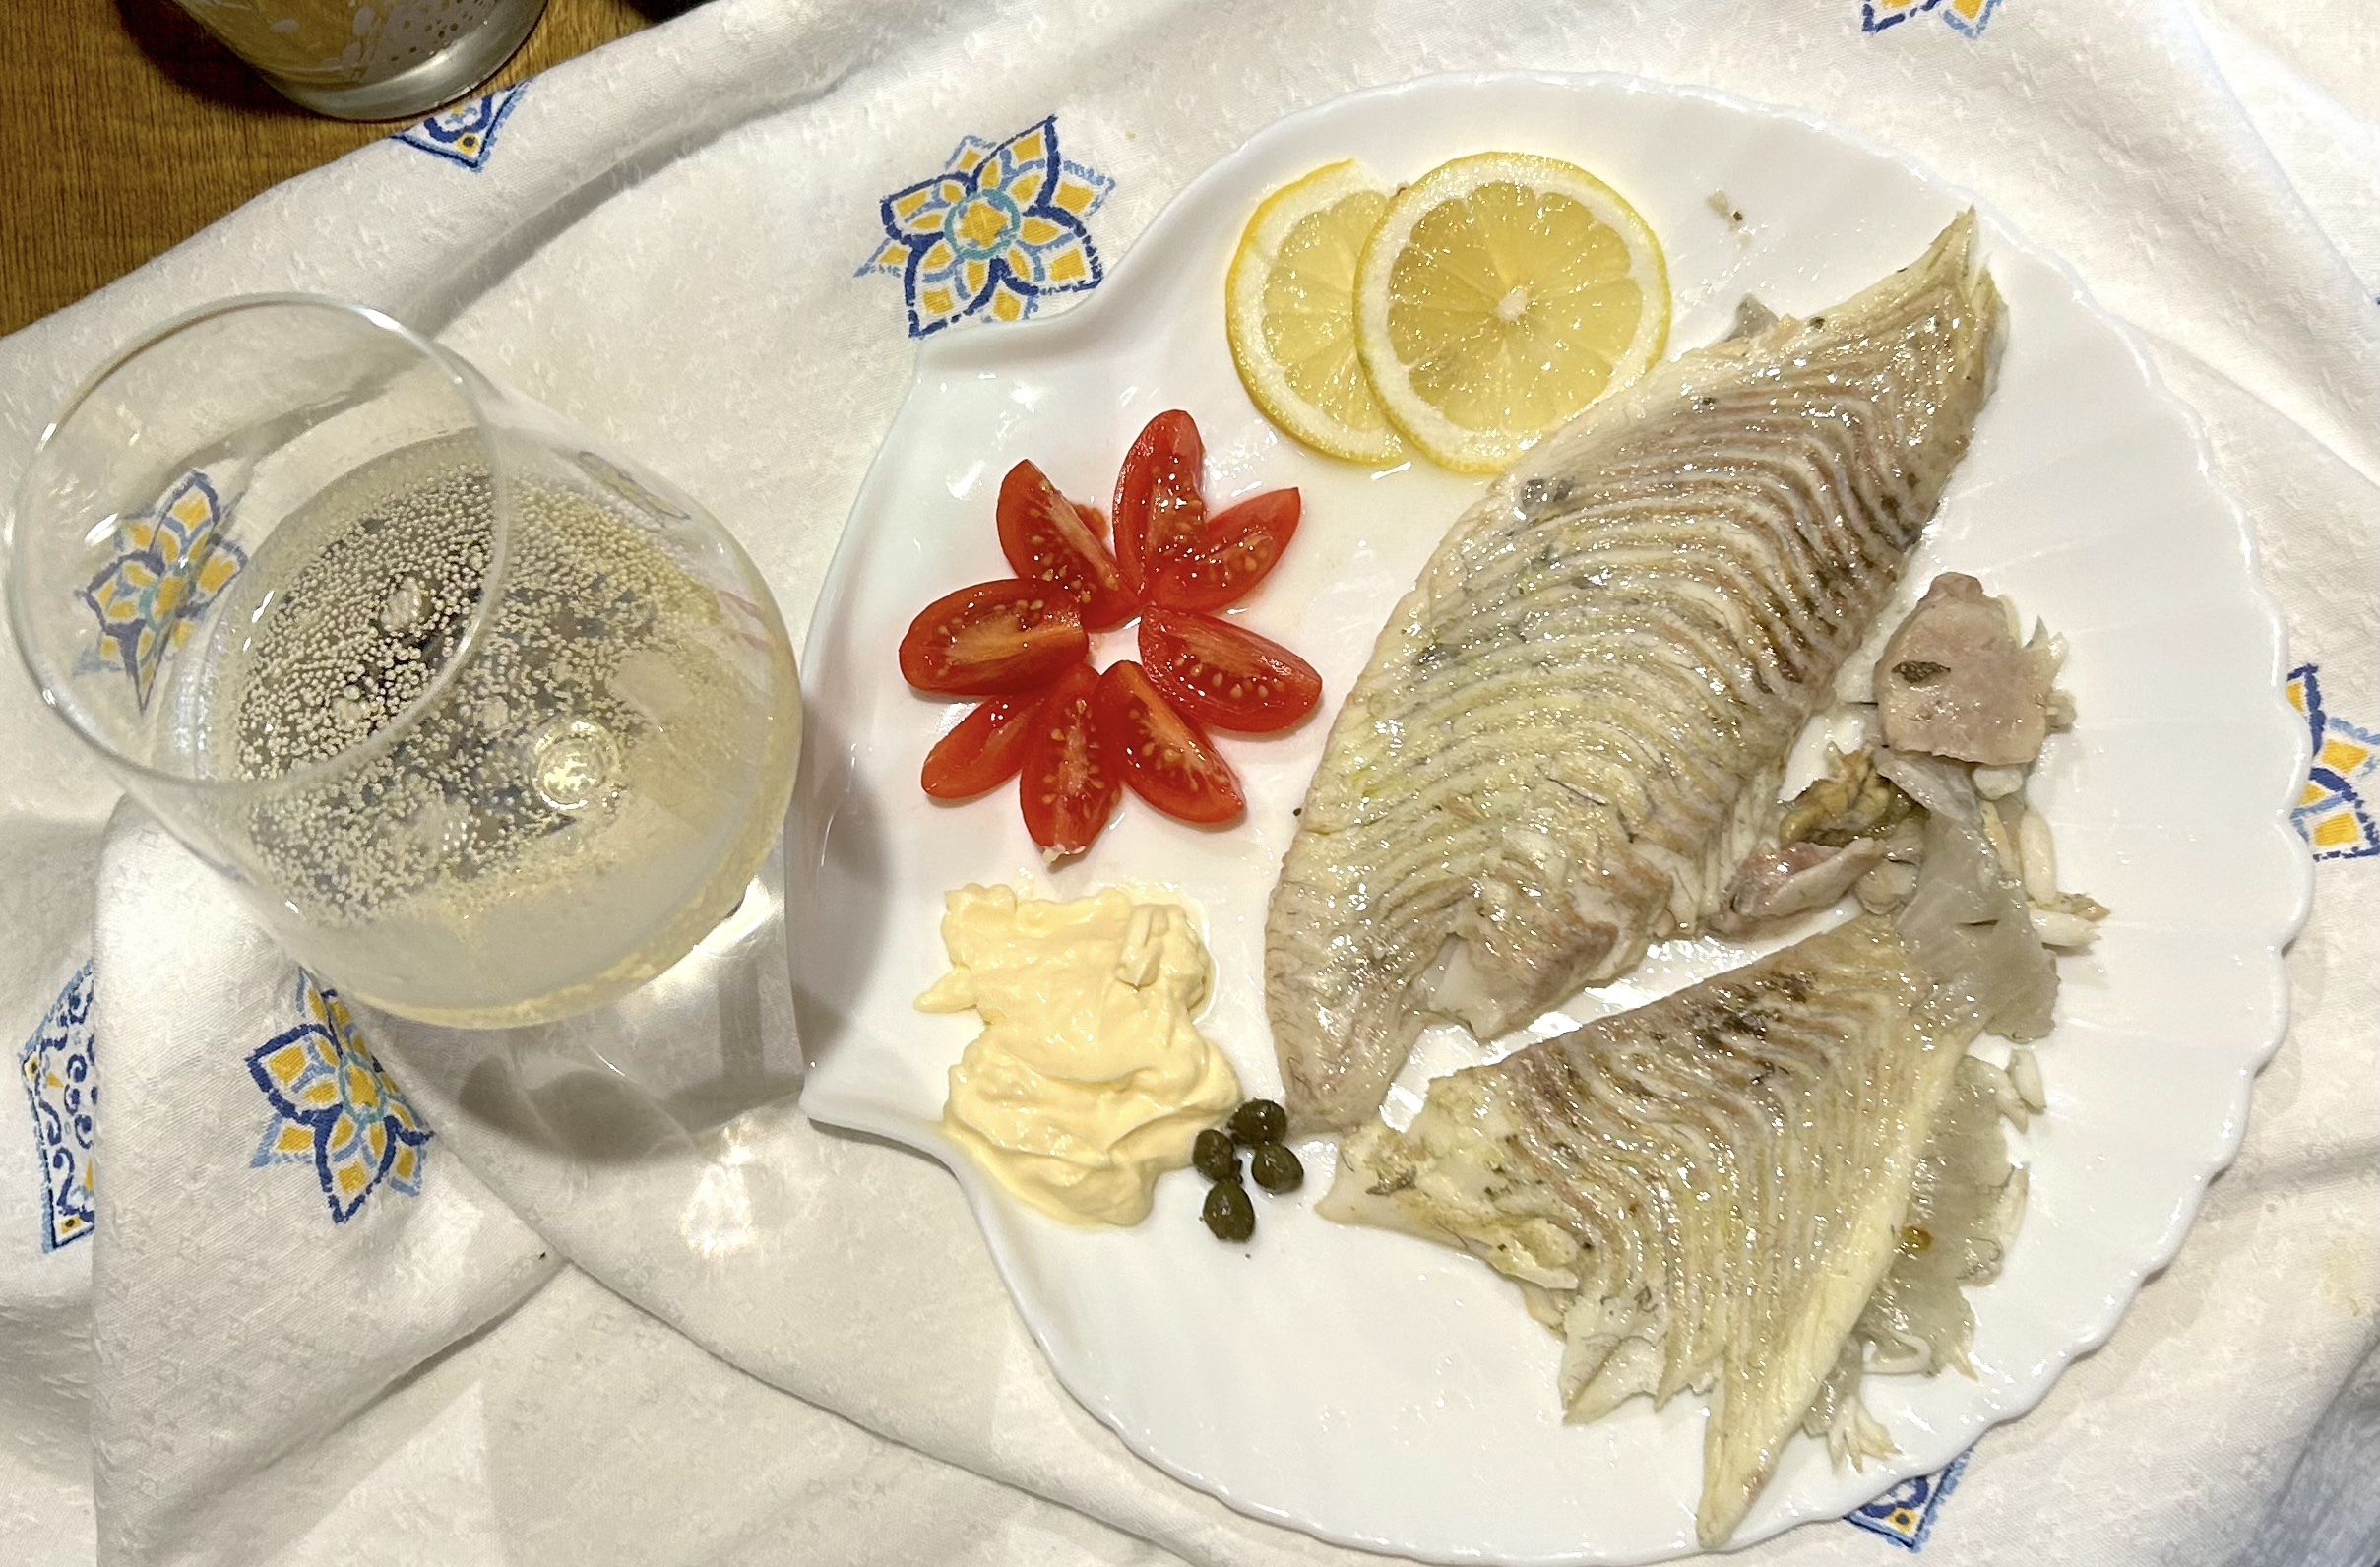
[1320,914,1982,1547]
[1268,215,2002,1133]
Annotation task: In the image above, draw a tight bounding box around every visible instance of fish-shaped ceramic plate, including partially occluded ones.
[792,73,2308,1564]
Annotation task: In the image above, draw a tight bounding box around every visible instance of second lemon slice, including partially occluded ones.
[1227,159,1405,465]
[1354,152,1668,474]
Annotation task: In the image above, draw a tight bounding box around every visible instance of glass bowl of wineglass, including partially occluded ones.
[7,296,802,1027]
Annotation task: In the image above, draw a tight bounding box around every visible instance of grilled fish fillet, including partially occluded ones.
[1267,216,2002,1132]
[1320,915,1983,1547]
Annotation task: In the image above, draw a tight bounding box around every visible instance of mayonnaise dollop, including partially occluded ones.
[919,884,1241,1226]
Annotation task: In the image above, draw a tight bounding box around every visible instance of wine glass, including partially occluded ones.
[7,296,802,1028]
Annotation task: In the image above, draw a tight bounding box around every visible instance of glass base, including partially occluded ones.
[265,0,548,122]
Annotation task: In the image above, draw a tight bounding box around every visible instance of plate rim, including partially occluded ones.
[793,68,2315,1562]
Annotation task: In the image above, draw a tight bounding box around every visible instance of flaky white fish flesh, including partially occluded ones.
[1321,915,1985,1547]
[1267,216,2003,1132]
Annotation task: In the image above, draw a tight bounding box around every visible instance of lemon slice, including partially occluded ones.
[1354,152,1668,474]
[1226,160,1406,465]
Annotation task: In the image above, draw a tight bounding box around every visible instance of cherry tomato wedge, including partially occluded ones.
[1148,487,1300,612]
[899,580,1087,696]
[1094,661,1245,825]
[1020,663,1119,856]
[1138,608,1323,734]
[920,692,1044,800]
[995,461,1136,632]
[1112,410,1207,599]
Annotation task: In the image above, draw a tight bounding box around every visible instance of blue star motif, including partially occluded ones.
[1845,1447,1972,1550]
[397,83,526,171]
[80,470,245,711]
[1862,0,2004,37]
[858,115,1114,339]
[248,972,431,1223]
[2288,663,2380,861]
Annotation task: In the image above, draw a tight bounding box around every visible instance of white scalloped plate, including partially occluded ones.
[790,74,2311,1564]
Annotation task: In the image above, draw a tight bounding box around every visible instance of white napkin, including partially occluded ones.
[3,2,2377,1564]
[86,807,558,1563]
[0,820,105,1566]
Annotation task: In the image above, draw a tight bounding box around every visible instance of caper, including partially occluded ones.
[1201,1180,1256,1243]
[1227,1098,1286,1146]
[1250,1140,1304,1194]
[1192,1127,1238,1183]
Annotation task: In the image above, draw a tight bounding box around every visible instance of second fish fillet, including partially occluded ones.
[1267,215,2003,1132]
[1317,914,1994,1546]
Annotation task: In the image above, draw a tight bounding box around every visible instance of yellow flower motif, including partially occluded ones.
[2288,664,2379,861]
[1846,1448,1970,1547]
[395,84,525,172]
[1862,0,2002,36]
[80,471,245,710]
[248,972,431,1222]
[859,115,1114,338]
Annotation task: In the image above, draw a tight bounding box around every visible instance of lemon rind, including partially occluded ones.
[1353,152,1670,475]
[1227,159,1408,466]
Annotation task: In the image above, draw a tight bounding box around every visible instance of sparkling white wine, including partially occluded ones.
[172,434,800,1025]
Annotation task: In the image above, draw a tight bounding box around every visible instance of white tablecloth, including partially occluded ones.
[3,3,2376,1563]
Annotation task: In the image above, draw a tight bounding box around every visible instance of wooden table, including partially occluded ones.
[0,0,664,338]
